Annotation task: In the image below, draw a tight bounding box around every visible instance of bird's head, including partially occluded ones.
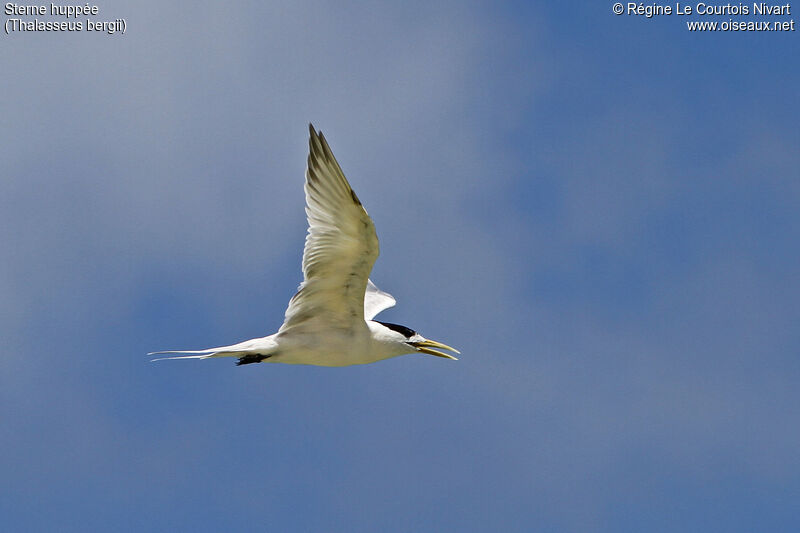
[374,321,459,360]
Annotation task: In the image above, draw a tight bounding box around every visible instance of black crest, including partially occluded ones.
[376,321,416,339]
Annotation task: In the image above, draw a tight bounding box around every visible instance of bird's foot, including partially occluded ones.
[236,354,271,366]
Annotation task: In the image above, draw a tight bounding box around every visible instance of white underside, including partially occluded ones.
[272,320,413,366]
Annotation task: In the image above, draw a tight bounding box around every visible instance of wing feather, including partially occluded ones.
[279,124,379,334]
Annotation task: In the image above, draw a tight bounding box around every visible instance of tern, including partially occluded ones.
[149,124,459,366]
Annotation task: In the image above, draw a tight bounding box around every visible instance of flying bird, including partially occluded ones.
[149,124,459,366]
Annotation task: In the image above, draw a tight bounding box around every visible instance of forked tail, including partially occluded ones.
[148,336,278,365]
[147,349,233,362]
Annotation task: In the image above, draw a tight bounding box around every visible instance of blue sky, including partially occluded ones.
[2,1,798,531]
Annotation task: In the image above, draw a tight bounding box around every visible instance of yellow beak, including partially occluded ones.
[412,339,460,360]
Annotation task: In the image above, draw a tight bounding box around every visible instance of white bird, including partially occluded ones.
[149,124,459,367]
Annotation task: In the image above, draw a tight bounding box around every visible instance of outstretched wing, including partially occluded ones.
[364,279,396,320]
[279,124,379,334]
